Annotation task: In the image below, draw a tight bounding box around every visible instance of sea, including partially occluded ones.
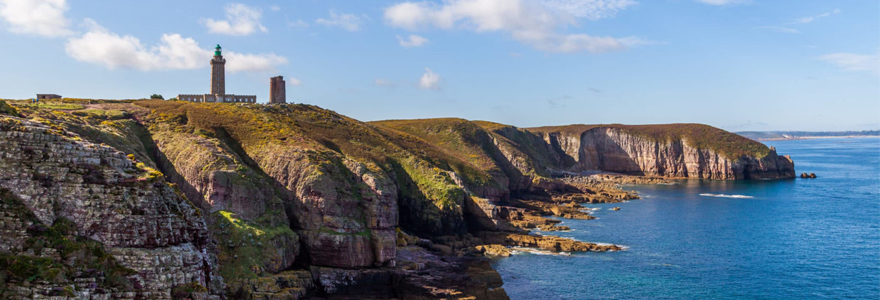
[492,137,880,300]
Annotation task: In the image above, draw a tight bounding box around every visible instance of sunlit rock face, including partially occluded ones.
[535,126,795,180]
[0,116,225,299]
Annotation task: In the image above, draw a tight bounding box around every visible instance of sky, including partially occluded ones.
[0,0,878,131]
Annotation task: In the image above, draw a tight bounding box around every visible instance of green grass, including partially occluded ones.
[212,211,298,281]
[0,100,17,116]
[72,109,130,120]
[26,102,85,110]
[397,156,465,209]
[372,118,500,173]
[11,104,158,167]
[171,282,208,298]
[0,188,136,293]
[135,162,164,181]
[136,100,486,211]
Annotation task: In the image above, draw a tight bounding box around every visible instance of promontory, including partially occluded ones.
[0,99,794,299]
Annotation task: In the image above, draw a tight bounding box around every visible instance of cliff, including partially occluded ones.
[526,124,795,180]
[0,110,224,299]
[0,100,795,299]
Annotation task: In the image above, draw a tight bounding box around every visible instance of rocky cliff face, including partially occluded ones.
[146,124,301,296]
[0,115,224,299]
[253,147,398,269]
[530,126,795,180]
[134,102,497,299]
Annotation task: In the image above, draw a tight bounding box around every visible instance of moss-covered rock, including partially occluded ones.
[0,100,17,116]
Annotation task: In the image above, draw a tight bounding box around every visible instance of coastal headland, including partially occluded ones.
[0,99,795,299]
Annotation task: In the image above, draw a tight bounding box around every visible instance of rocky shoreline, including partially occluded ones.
[0,100,795,299]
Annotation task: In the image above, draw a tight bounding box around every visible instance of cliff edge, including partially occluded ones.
[526,124,795,180]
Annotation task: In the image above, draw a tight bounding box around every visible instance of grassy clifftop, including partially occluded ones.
[529,123,772,159]
[373,118,562,185]
[134,101,496,199]
[372,118,505,176]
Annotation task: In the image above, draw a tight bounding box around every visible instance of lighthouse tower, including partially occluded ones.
[211,44,226,96]
[178,44,256,103]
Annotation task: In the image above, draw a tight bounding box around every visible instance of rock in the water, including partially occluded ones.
[476,244,513,257]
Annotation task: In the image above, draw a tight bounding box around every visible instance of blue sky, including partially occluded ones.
[0,0,877,131]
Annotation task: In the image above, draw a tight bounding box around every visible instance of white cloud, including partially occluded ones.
[694,0,748,5]
[0,0,72,37]
[383,0,647,53]
[818,52,880,73]
[757,26,799,34]
[224,52,288,73]
[66,19,287,73]
[788,9,840,25]
[540,0,637,20]
[288,19,310,29]
[761,9,840,34]
[316,10,365,31]
[288,77,302,86]
[375,79,397,87]
[419,68,441,90]
[270,5,281,12]
[397,34,429,47]
[203,3,268,36]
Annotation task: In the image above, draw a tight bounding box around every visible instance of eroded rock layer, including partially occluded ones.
[527,125,796,180]
[0,116,224,299]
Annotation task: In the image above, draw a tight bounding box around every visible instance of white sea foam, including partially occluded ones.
[594,243,629,250]
[510,247,571,256]
[699,193,754,199]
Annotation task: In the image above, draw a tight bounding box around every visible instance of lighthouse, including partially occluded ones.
[176,44,257,103]
[211,44,226,96]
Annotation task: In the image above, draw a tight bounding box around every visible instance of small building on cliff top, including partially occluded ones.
[36,94,62,100]
[269,76,286,104]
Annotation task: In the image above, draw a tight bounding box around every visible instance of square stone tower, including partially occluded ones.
[270,76,286,104]
[211,44,226,96]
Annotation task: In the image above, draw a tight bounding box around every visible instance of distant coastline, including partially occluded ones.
[737,130,880,141]
[754,135,880,141]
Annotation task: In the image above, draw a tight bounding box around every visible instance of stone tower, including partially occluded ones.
[211,44,226,96]
[270,76,286,104]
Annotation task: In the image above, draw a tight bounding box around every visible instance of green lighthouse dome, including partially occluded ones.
[214,44,222,56]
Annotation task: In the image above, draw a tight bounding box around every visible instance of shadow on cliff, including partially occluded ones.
[578,128,646,176]
[389,160,468,238]
[211,126,304,227]
[129,121,207,212]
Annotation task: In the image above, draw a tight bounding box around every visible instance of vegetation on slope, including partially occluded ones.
[212,211,297,280]
[474,121,568,177]
[375,118,559,183]
[134,101,488,211]
[0,189,136,295]
[372,118,509,185]
[529,123,772,159]
[0,100,17,116]
[10,102,158,167]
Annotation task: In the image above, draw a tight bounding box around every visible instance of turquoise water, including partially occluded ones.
[493,137,880,299]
